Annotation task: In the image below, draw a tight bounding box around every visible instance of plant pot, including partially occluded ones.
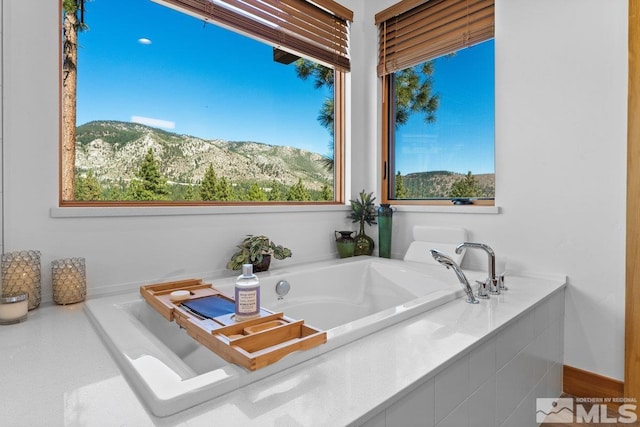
[253,254,271,272]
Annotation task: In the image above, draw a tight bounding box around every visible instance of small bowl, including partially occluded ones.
[0,292,28,325]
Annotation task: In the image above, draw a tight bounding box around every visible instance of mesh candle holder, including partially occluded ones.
[1,250,41,310]
[51,258,86,305]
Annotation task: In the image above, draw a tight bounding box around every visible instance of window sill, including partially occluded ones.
[50,204,351,218]
[392,205,500,214]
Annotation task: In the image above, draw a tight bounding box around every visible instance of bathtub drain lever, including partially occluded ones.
[275,280,290,300]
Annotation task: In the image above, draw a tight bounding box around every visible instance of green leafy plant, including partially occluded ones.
[226,235,292,270]
[348,190,377,228]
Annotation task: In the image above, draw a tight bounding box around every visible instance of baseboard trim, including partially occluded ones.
[563,365,624,406]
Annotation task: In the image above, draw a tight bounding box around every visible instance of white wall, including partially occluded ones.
[2,0,628,381]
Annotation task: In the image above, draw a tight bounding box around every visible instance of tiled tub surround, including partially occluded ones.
[359,288,564,427]
[0,270,564,426]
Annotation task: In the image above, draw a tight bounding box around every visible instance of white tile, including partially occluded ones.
[529,328,550,386]
[500,386,538,427]
[548,290,565,324]
[436,399,468,427]
[470,337,496,394]
[359,410,385,427]
[545,362,563,400]
[496,310,535,369]
[435,354,470,424]
[496,350,534,426]
[533,297,550,337]
[386,378,435,427]
[469,376,496,427]
[549,317,564,366]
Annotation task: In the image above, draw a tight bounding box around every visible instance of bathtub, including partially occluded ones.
[85,257,472,417]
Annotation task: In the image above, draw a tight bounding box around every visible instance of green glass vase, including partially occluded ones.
[377,204,393,258]
[335,230,356,258]
[354,222,374,256]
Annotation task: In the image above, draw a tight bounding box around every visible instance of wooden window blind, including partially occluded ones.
[153,0,353,71]
[375,0,494,76]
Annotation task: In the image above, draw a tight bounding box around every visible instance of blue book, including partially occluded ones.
[182,295,235,319]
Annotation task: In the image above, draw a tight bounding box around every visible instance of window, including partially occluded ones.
[376,0,495,205]
[60,0,351,205]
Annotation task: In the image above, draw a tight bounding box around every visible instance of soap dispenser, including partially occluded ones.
[234,263,260,321]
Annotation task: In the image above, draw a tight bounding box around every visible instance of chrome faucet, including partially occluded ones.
[455,242,503,297]
[430,250,479,304]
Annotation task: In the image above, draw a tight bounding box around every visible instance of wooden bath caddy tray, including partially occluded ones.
[140,278,327,371]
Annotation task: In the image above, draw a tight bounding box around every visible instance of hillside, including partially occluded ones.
[75,120,332,190]
[402,171,495,198]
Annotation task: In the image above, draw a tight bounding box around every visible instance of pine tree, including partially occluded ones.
[450,171,480,198]
[395,171,408,198]
[74,170,103,201]
[286,178,311,201]
[248,182,267,201]
[268,180,282,201]
[216,177,235,201]
[321,184,333,201]
[183,184,196,201]
[200,164,218,200]
[129,148,169,200]
[62,0,87,200]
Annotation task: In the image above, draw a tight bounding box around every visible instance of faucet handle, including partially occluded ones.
[498,274,508,291]
[475,280,490,299]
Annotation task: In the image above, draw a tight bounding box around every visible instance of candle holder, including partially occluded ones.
[1,250,41,310]
[51,258,86,305]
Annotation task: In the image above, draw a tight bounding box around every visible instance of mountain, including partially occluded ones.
[75,120,333,190]
[75,121,494,198]
[402,171,495,198]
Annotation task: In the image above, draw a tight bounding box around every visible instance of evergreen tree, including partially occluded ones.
[75,170,102,201]
[62,0,87,200]
[200,164,218,200]
[105,185,125,201]
[268,180,282,201]
[183,184,196,201]
[104,179,128,201]
[321,183,333,201]
[286,178,311,201]
[248,182,267,201]
[394,62,439,127]
[395,171,408,198]
[216,177,235,201]
[129,148,169,200]
[450,171,480,198]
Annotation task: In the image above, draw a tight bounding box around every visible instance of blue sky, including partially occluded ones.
[77,0,494,174]
[77,0,333,155]
[395,40,495,175]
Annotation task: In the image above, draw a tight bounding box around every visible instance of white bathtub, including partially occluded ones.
[85,257,471,417]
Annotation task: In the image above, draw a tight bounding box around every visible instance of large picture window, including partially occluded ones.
[376,0,495,205]
[60,0,351,205]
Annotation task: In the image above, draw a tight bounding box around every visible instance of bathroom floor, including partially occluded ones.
[540,394,640,426]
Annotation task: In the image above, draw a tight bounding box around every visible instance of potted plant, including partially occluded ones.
[348,190,377,256]
[226,234,292,272]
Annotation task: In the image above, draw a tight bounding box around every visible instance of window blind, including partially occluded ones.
[153,0,352,71]
[375,0,494,76]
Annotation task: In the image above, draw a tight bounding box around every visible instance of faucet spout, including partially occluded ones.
[430,250,479,304]
[455,242,499,295]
